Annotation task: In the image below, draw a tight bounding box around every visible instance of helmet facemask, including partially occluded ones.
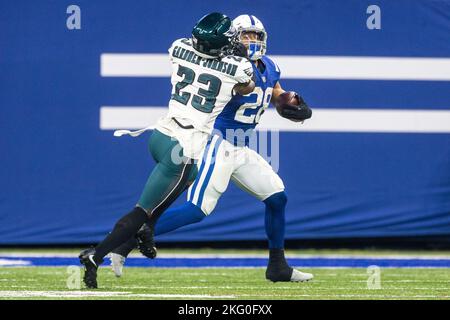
[238,29,267,61]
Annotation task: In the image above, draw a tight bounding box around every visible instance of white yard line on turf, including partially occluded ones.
[0,259,31,266]
[0,291,235,299]
[113,286,449,291]
[0,291,446,299]
[238,294,449,299]
[131,294,236,298]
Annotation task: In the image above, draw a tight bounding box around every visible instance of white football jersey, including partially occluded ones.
[163,38,253,133]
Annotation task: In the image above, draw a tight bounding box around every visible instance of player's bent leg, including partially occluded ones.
[110,137,229,276]
[109,202,206,278]
[107,129,182,266]
[137,134,227,251]
[264,192,294,282]
[264,191,287,249]
[92,206,149,264]
[135,143,197,259]
[264,193,313,282]
[231,149,313,282]
[135,161,196,258]
[129,136,224,262]
[79,206,148,288]
[112,237,137,257]
[122,135,228,267]
[155,202,206,235]
[138,138,197,222]
[110,201,205,276]
[264,192,313,282]
[188,135,231,215]
[80,130,196,288]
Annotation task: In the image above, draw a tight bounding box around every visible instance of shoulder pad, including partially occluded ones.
[221,56,253,83]
[168,38,191,55]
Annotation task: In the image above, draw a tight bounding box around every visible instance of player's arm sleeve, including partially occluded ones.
[229,57,254,84]
[275,61,281,77]
[268,56,281,81]
[231,58,255,95]
[222,56,253,84]
[269,58,283,104]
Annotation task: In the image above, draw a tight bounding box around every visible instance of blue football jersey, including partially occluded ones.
[213,56,281,146]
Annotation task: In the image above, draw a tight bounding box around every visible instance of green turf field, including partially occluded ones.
[0,264,449,300]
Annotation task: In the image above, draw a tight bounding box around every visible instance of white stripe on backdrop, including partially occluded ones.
[100,107,450,133]
[100,53,450,133]
[100,53,450,81]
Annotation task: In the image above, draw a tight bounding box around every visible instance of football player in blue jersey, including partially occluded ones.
[111,14,313,282]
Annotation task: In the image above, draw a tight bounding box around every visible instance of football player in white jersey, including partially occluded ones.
[79,12,255,289]
[111,15,313,282]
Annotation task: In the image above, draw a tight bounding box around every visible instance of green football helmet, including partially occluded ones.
[192,12,237,57]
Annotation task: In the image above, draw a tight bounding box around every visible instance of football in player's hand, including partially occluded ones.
[275,91,300,115]
[275,91,311,122]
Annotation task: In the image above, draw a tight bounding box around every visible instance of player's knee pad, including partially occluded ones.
[264,191,288,211]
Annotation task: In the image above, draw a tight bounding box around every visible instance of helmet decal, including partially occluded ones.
[248,15,255,26]
[223,25,237,37]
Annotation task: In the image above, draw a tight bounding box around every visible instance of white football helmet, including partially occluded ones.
[232,15,267,61]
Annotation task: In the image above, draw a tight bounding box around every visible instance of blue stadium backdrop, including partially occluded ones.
[1,0,450,244]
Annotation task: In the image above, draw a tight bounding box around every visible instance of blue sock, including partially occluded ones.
[155,202,206,236]
[264,191,287,249]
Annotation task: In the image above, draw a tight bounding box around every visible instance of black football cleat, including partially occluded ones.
[136,224,157,259]
[266,249,314,282]
[266,264,314,282]
[79,248,101,289]
[266,263,294,282]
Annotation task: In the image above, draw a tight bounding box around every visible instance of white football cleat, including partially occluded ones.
[110,253,126,277]
[290,269,314,282]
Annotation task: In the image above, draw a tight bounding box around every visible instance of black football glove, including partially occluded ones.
[231,42,249,58]
[278,93,312,122]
